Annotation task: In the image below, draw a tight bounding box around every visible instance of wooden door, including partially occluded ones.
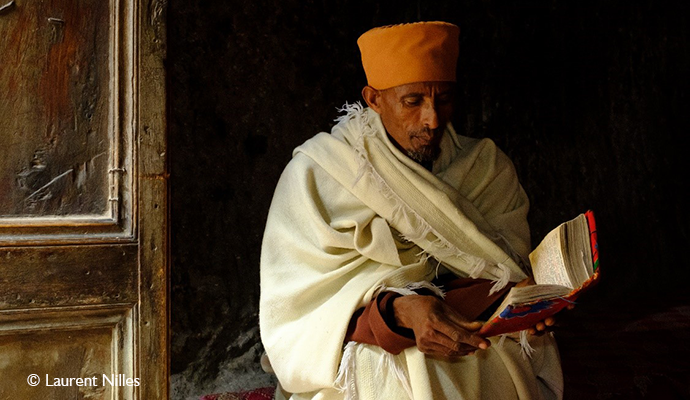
[0,0,168,399]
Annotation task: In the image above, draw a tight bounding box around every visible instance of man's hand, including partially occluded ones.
[392,295,490,358]
[515,277,575,335]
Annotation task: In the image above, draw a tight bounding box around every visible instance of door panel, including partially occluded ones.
[0,0,111,218]
[0,0,134,243]
[0,306,135,400]
[0,244,138,309]
[0,0,167,398]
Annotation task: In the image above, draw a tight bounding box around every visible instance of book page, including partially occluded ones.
[565,214,594,286]
[506,284,573,304]
[481,284,572,324]
[529,227,574,288]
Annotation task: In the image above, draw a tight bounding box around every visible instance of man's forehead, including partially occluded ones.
[387,81,456,97]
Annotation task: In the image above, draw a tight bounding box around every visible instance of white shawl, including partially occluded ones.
[259,104,534,395]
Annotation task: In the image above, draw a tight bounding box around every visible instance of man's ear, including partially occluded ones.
[361,86,383,113]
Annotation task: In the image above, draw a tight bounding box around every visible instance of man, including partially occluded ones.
[260,21,563,399]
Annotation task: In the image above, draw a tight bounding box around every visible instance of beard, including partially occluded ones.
[406,127,442,163]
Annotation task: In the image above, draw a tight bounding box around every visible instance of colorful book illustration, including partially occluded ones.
[479,210,600,337]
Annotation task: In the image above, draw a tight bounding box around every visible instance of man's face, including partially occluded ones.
[373,81,455,163]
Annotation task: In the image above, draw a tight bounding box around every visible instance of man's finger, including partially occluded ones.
[434,317,490,350]
[443,310,483,332]
[435,328,480,352]
[418,334,477,357]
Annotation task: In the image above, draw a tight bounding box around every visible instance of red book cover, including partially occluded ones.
[478,211,600,337]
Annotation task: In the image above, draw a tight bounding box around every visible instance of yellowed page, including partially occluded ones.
[529,227,573,288]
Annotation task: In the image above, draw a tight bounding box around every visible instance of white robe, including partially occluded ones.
[259,104,563,399]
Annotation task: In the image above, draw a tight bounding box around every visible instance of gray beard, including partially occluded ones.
[406,127,442,164]
[406,145,440,164]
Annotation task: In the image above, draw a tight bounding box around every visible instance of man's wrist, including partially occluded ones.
[379,292,415,339]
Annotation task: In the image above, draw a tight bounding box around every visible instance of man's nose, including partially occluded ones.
[421,102,440,130]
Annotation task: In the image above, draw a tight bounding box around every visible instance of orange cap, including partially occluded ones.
[357,21,460,90]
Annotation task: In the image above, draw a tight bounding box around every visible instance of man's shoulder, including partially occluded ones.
[455,134,499,152]
[291,126,356,164]
[449,134,517,175]
[280,130,356,179]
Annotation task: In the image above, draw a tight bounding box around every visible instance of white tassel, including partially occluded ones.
[434,258,443,280]
[376,352,414,400]
[375,286,418,297]
[428,237,461,260]
[412,251,441,278]
[489,263,511,295]
[335,342,415,400]
[373,281,446,299]
[468,258,488,279]
[334,101,365,124]
[403,281,446,298]
[518,330,536,359]
[334,342,359,400]
[415,250,432,263]
[497,334,508,348]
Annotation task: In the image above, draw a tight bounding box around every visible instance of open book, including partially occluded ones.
[478,210,600,337]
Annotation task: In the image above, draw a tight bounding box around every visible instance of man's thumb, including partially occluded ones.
[461,321,483,332]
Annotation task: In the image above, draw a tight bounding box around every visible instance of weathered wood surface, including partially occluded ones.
[0,0,136,244]
[0,0,169,398]
[0,306,135,400]
[0,244,138,309]
[138,0,169,397]
[0,0,111,218]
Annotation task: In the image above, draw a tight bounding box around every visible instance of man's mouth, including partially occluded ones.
[411,135,432,145]
[410,128,439,146]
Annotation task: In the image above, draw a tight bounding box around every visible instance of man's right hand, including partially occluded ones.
[392,295,490,358]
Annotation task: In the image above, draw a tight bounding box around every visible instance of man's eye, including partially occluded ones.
[403,98,422,106]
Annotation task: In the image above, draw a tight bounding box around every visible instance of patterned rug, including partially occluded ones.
[199,386,275,400]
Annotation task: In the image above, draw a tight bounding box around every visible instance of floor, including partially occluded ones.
[556,297,690,399]
[199,296,690,400]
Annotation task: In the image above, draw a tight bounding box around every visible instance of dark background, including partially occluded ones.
[168,1,690,399]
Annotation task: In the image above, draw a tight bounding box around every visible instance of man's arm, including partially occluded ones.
[391,276,568,358]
